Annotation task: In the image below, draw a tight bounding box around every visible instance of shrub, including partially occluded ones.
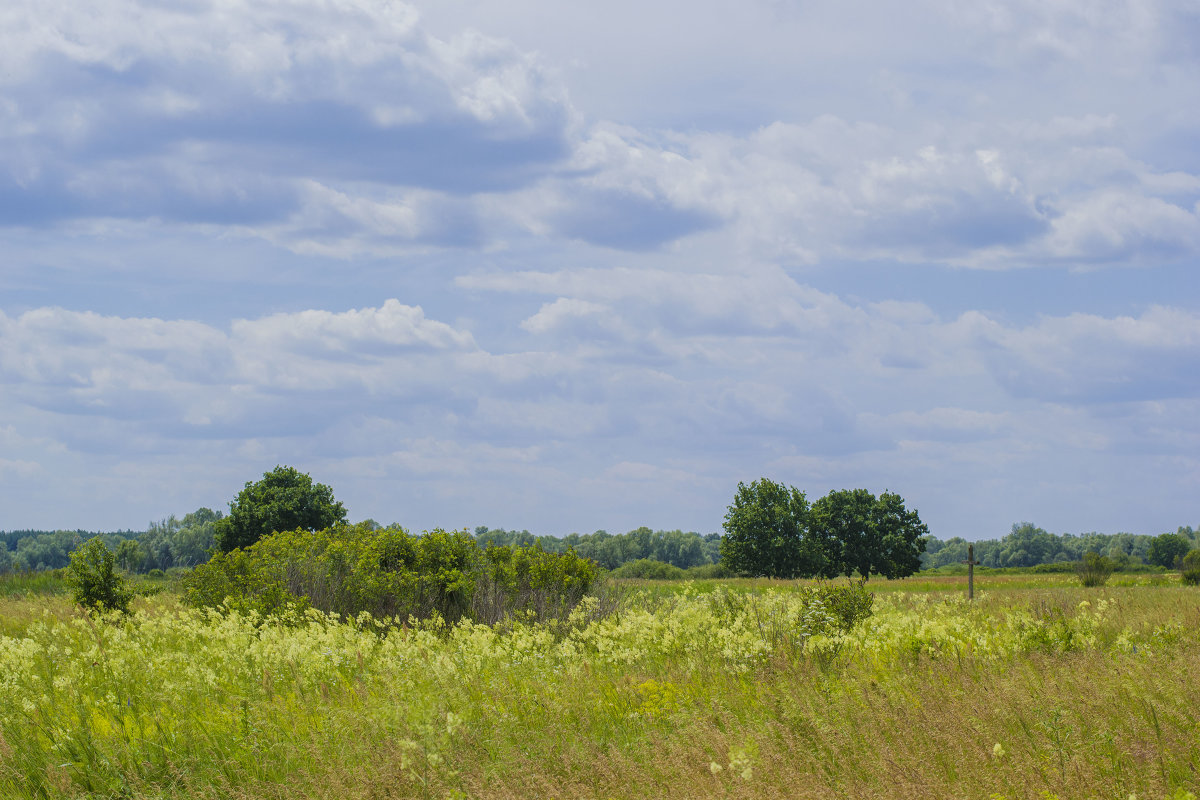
[185,523,599,625]
[685,562,735,579]
[1077,552,1115,587]
[812,582,874,632]
[609,558,687,580]
[65,539,133,614]
[1182,550,1200,586]
[1030,562,1078,574]
[474,544,599,623]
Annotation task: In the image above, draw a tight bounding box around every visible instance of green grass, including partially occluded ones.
[622,570,1183,599]
[0,571,1198,798]
[0,570,69,598]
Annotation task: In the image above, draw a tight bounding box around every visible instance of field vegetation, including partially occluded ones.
[4,470,1197,798]
[2,566,1199,799]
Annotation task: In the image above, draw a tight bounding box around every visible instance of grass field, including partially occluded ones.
[1,571,1197,799]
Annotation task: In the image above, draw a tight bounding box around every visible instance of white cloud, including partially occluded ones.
[980,305,1200,402]
[519,298,613,335]
[0,301,482,431]
[1044,191,1200,262]
[3,0,1199,537]
[3,286,1198,535]
[517,114,1200,267]
[0,0,574,246]
[4,0,1198,268]
[232,299,476,357]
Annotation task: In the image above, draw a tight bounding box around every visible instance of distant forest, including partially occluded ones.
[923,523,1200,570]
[1,516,1197,575]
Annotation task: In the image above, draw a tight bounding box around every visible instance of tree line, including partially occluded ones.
[472,527,721,570]
[0,511,221,574]
[0,529,137,573]
[5,465,1197,577]
[923,523,1200,571]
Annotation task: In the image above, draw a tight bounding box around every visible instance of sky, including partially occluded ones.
[1,0,1198,540]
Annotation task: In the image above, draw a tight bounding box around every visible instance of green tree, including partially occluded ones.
[995,523,1061,568]
[719,479,831,578]
[810,489,928,580]
[172,508,222,567]
[1147,533,1190,569]
[65,538,133,613]
[115,538,145,572]
[214,466,347,553]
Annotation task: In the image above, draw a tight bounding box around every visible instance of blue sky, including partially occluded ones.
[2,0,1198,539]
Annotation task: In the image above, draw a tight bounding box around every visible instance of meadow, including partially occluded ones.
[1,571,1198,799]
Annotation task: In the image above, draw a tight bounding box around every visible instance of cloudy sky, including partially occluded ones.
[2,0,1198,539]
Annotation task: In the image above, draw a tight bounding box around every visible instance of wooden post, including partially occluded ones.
[964,544,981,600]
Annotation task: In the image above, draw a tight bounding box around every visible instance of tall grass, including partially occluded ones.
[0,578,1197,798]
[0,570,69,598]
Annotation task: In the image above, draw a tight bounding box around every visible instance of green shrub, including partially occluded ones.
[146,568,166,579]
[1181,550,1200,586]
[65,539,133,614]
[185,523,599,625]
[475,544,599,623]
[685,562,734,579]
[812,582,874,632]
[609,558,687,580]
[1077,552,1115,587]
[1030,562,1078,574]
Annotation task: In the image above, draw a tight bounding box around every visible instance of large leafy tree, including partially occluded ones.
[719,478,833,578]
[214,466,347,553]
[1146,532,1191,569]
[811,489,928,580]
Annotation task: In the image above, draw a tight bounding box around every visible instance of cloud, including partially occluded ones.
[7,282,1195,463]
[1043,191,1200,263]
[0,301,481,438]
[4,287,1199,535]
[6,0,1198,267]
[603,461,697,484]
[4,0,1199,537]
[545,116,1200,268]
[232,299,476,358]
[549,187,719,250]
[1,0,573,238]
[519,297,615,337]
[979,306,1200,403]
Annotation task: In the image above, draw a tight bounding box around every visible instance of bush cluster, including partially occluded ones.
[1182,550,1200,586]
[1077,552,1115,587]
[609,558,688,580]
[682,562,736,579]
[811,582,875,632]
[184,523,598,625]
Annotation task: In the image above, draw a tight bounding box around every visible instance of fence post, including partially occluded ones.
[964,544,981,600]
